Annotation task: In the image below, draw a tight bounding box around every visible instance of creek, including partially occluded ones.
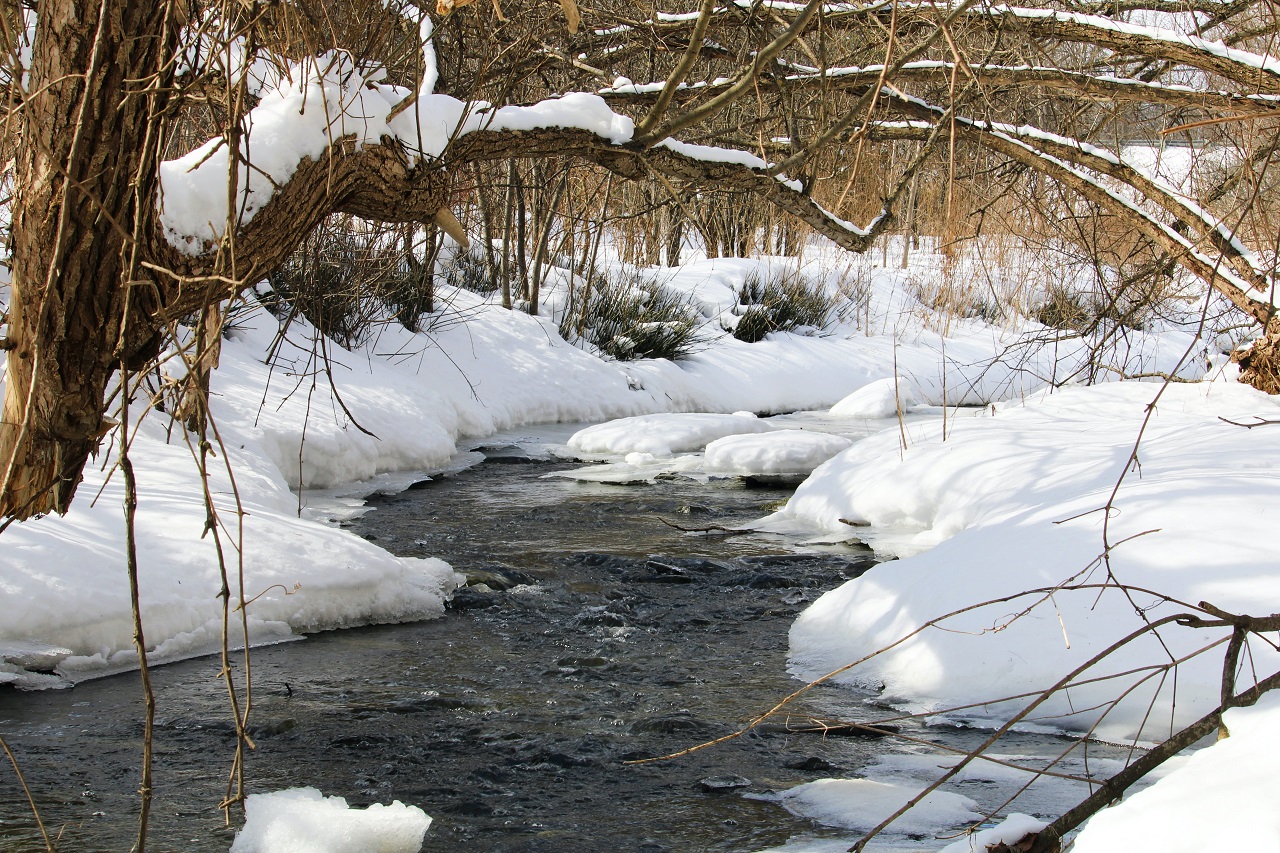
[0,417,1120,852]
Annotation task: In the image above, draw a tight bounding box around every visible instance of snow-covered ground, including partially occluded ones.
[746,375,1280,849]
[229,788,432,853]
[0,241,1273,851]
[773,378,1280,742]
[0,245,1205,689]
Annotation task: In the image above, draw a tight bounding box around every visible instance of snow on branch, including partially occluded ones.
[868,93,1276,322]
[595,1,1280,93]
[603,0,1245,32]
[442,123,894,250]
[159,52,413,254]
[881,89,1274,291]
[973,4,1280,93]
[156,18,900,264]
[598,60,1280,116]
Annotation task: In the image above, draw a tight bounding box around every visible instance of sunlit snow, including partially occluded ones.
[229,788,431,853]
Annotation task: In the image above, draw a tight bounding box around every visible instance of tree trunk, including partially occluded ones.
[500,160,516,309]
[665,202,684,267]
[515,165,529,300]
[0,0,173,518]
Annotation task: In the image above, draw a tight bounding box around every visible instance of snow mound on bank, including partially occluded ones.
[230,788,431,853]
[766,778,981,835]
[704,430,852,477]
[0,408,461,686]
[1071,691,1280,852]
[567,411,774,456]
[829,376,915,417]
[775,381,1280,741]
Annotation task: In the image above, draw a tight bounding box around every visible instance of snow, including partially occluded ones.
[763,778,982,835]
[829,377,915,417]
[776,380,1280,742]
[704,430,853,477]
[657,138,806,191]
[229,787,431,853]
[937,814,1046,853]
[1070,691,1280,852]
[487,92,635,143]
[566,411,774,457]
[0,395,461,686]
[159,53,406,253]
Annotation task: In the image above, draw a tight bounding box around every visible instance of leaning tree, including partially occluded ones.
[3,0,1280,519]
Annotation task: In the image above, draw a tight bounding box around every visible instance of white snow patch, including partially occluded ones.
[766,778,982,835]
[937,814,1047,853]
[1070,691,1280,852]
[778,381,1280,741]
[230,787,431,853]
[159,55,402,252]
[486,92,635,144]
[567,412,775,457]
[704,430,853,477]
[829,377,915,418]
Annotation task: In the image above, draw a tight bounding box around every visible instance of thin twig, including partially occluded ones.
[0,734,53,852]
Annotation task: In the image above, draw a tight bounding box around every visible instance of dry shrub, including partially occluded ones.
[570,270,699,361]
[730,270,834,343]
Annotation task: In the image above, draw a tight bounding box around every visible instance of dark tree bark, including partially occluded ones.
[0,0,178,518]
[0,1,452,519]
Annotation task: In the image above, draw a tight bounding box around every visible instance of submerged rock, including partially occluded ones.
[699,775,752,793]
[465,567,537,590]
[448,588,500,610]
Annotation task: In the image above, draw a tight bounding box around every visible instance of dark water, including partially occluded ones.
[0,439,1127,853]
[0,453,902,852]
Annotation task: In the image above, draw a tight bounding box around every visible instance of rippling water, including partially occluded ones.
[0,423,1123,852]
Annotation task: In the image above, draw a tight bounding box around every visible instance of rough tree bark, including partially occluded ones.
[0,0,177,518]
[0,0,452,520]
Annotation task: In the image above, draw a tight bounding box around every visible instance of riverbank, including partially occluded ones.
[0,245,1202,688]
[2,242,1269,850]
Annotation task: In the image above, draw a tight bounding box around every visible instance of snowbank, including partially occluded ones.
[1071,691,1280,852]
[704,430,853,477]
[829,376,915,417]
[774,380,1280,742]
[230,788,431,853]
[567,411,774,456]
[0,356,463,687]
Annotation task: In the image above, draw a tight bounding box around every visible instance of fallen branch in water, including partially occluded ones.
[654,516,748,536]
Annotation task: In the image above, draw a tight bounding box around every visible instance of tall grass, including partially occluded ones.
[729,270,834,343]
[564,269,700,361]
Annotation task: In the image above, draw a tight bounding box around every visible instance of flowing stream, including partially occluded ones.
[0,418,1124,852]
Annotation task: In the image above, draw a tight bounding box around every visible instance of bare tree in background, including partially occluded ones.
[3,0,1280,520]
